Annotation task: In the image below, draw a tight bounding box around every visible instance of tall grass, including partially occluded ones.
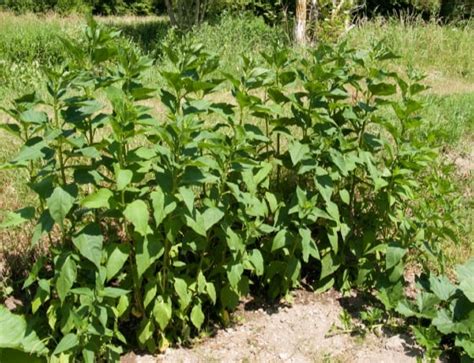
[347,16,474,82]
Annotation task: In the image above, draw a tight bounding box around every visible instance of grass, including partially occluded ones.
[0,11,472,268]
[347,16,474,83]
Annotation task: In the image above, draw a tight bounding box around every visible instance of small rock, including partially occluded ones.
[385,335,405,352]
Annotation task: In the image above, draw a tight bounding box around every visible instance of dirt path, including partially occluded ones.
[122,290,421,363]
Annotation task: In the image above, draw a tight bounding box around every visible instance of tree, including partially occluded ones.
[164,0,210,30]
[294,0,307,44]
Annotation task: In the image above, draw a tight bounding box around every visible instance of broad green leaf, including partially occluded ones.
[174,278,191,310]
[190,304,205,330]
[220,285,239,309]
[100,287,129,298]
[432,309,457,334]
[72,224,103,269]
[327,227,339,254]
[179,187,194,213]
[106,244,131,281]
[0,207,35,229]
[81,189,113,209]
[339,189,350,205]
[227,264,244,289]
[137,319,154,346]
[299,227,319,262]
[116,168,133,191]
[429,275,456,301]
[0,306,26,348]
[248,249,264,276]
[124,200,150,237]
[136,235,164,278]
[386,243,406,270]
[47,186,76,229]
[0,307,47,356]
[455,335,474,358]
[456,259,474,302]
[203,207,224,231]
[368,82,397,96]
[320,253,339,280]
[226,227,244,252]
[272,229,287,252]
[153,297,172,330]
[20,110,47,124]
[0,348,45,362]
[151,188,165,226]
[206,282,217,304]
[289,141,309,166]
[143,282,157,309]
[56,255,77,303]
[32,279,50,314]
[53,333,78,356]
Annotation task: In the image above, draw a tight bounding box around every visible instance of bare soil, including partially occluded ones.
[122,290,421,363]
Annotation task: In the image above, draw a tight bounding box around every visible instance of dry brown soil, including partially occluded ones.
[122,290,422,363]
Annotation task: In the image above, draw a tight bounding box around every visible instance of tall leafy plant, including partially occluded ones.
[0,18,468,361]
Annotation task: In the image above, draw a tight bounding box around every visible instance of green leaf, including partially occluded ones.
[106,244,131,281]
[386,242,406,270]
[226,227,244,252]
[53,333,79,356]
[432,309,457,334]
[56,255,77,303]
[47,186,76,229]
[202,207,224,231]
[455,335,474,358]
[72,224,103,269]
[81,189,113,209]
[289,141,309,166]
[272,229,288,252]
[299,227,319,262]
[137,319,154,346]
[429,275,456,301]
[190,304,205,330]
[227,264,244,289]
[174,278,191,310]
[0,207,35,229]
[100,287,129,298]
[457,259,474,302]
[0,307,47,356]
[151,188,165,226]
[339,189,350,205]
[153,297,172,330]
[368,82,397,96]
[124,200,150,237]
[206,283,217,304]
[248,249,264,276]
[136,234,164,278]
[0,306,26,348]
[20,110,48,124]
[179,187,195,213]
[116,168,133,191]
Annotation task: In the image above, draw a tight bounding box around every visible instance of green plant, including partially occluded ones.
[0,17,466,361]
[394,259,474,360]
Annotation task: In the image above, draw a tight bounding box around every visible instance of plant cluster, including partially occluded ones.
[0,18,470,361]
[395,259,474,360]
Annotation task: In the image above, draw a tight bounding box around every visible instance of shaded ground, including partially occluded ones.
[122,290,421,363]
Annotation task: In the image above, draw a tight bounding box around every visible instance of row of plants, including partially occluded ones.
[0,18,471,361]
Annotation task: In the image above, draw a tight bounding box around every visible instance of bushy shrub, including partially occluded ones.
[0,18,470,361]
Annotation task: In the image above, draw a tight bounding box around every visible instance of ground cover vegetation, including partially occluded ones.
[0,4,472,363]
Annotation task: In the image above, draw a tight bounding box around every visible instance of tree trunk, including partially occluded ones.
[308,0,318,43]
[295,0,307,45]
[164,0,177,27]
